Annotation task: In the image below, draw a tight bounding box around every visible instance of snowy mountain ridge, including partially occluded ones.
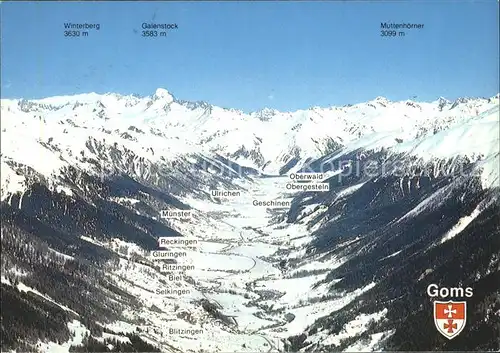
[1,89,498,200]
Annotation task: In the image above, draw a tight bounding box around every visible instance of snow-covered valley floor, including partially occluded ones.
[73,176,384,353]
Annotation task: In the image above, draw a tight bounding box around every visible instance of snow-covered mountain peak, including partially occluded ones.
[453,97,472,104]
[251,107,278,121]
[257,107,277,113]
[152,88,175,104]
[373,96,390,104]
[31,92,102,107]
[434,96,450,104]
[176,99,212,111]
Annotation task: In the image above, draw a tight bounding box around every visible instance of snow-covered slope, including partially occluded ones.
[1,89,499,353]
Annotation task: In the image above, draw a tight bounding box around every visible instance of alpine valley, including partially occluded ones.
[1,89,499,352]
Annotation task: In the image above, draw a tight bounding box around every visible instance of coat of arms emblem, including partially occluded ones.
[433,301,467,339]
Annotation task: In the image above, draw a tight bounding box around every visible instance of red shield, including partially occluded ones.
[433,301,467,339]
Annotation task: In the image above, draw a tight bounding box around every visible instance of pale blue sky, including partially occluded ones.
[1,1,498,112]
